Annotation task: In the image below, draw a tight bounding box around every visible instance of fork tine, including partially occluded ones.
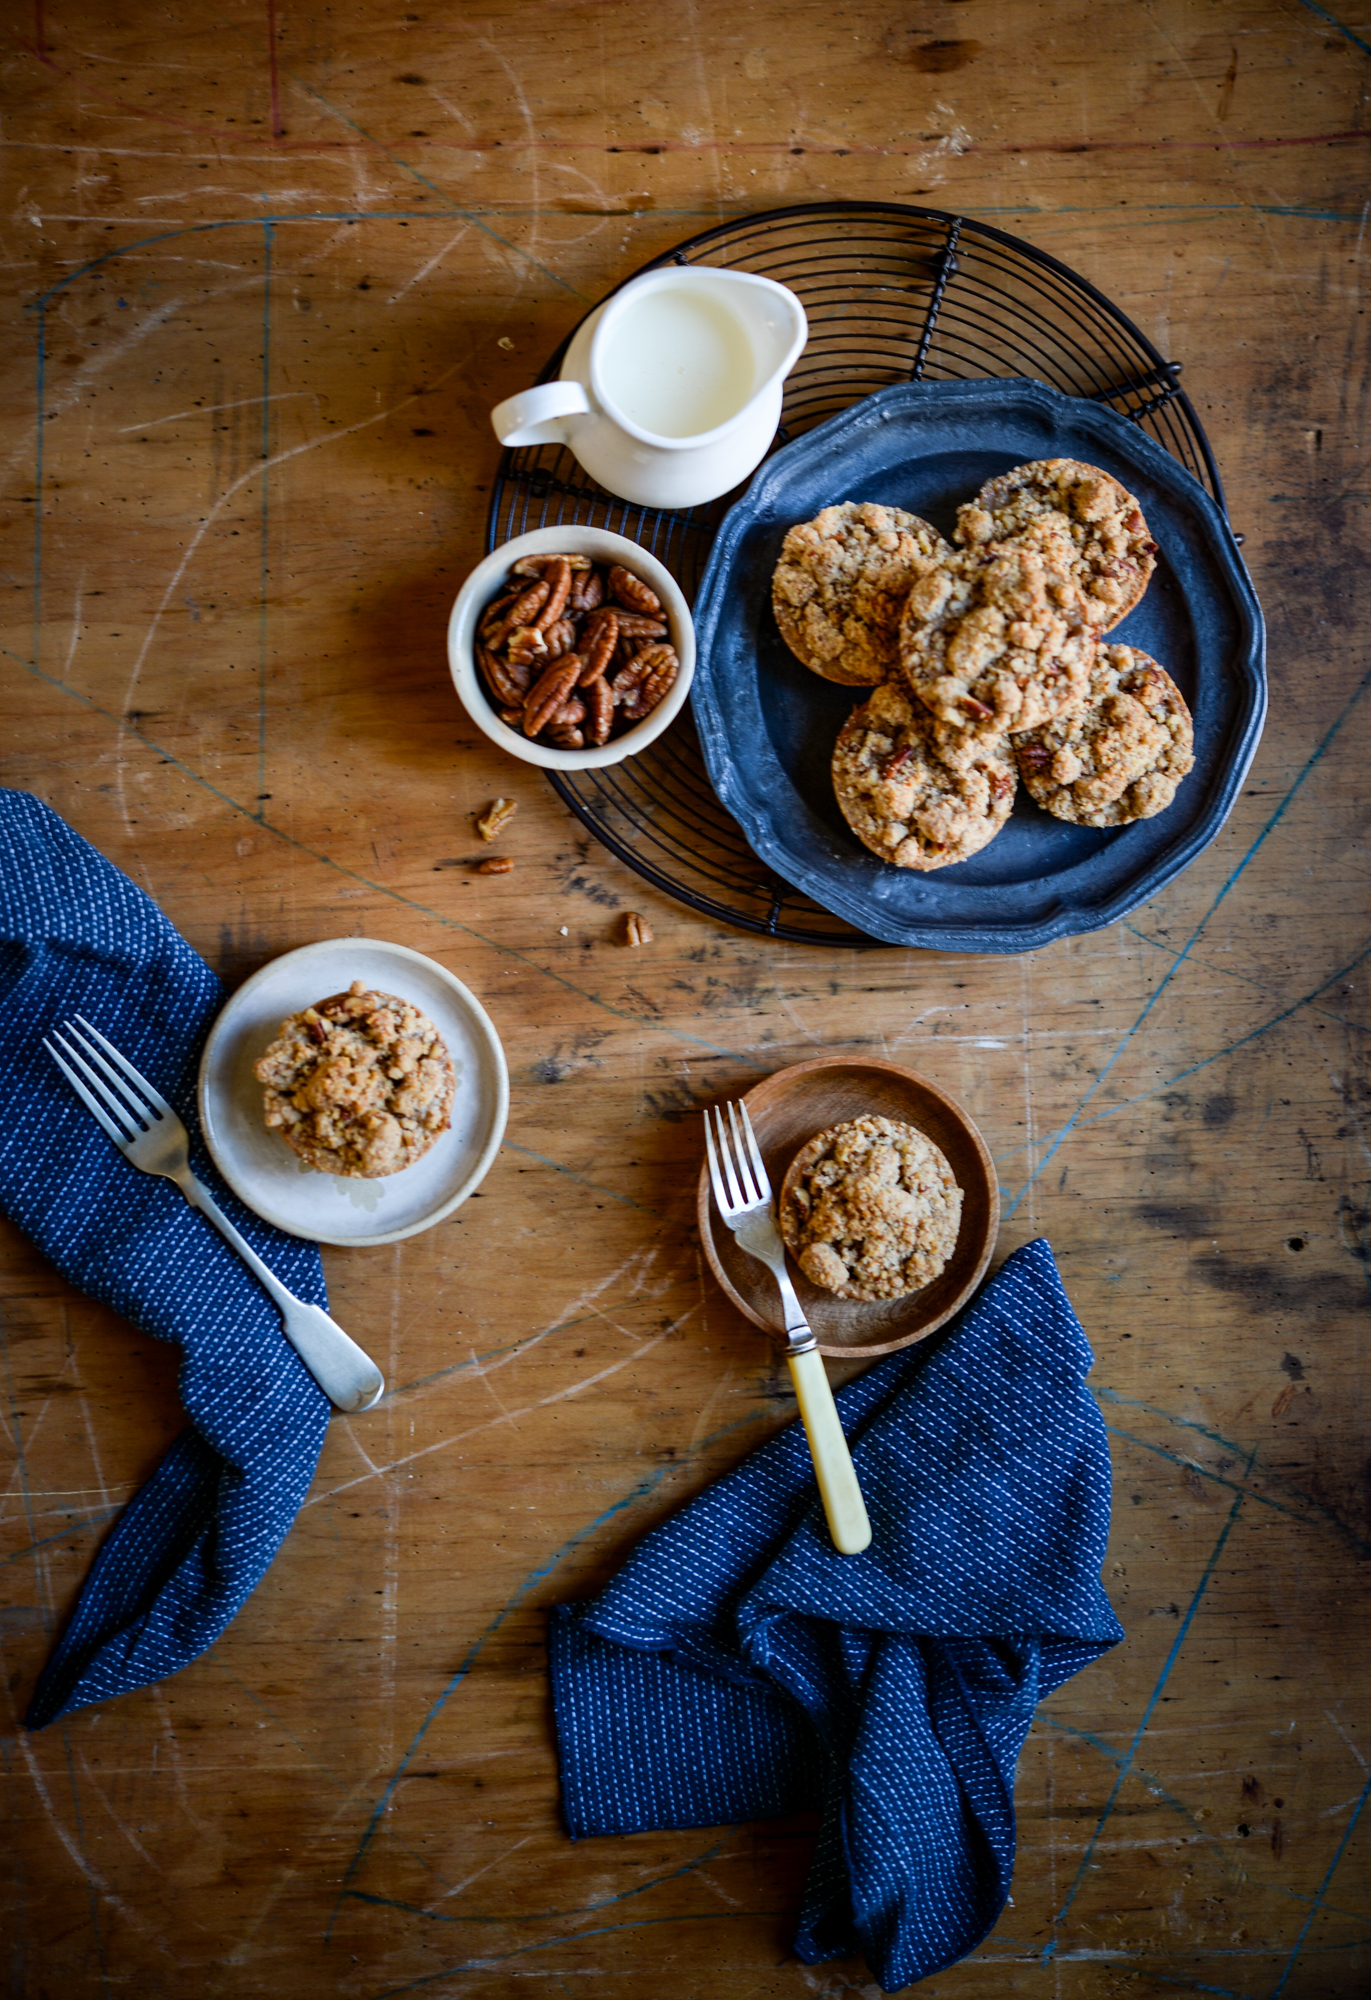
[73,1015,172,1117]
[710,1105,745,1213]
[720,1105,751,1211]
[725,1101,760,1208]
[706,1107,730,1209]
[52,1029,148,1133]
[703,1105,725,1207]
[60,1022,155,1129]
[45,1036,134,1147]
[736,1099,771,1202]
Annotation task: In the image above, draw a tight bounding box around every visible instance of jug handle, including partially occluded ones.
[491,383,592,449]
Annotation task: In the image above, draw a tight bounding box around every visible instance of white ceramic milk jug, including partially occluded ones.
[490,267,808,510]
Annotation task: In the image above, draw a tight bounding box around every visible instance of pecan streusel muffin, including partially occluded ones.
[832,681,1016,870]
[780,1114,962,1302]
[255,979,455,1177]
[771,500,951,686]
[1013,644,1195,827]
[897,533,1096,738]
[956,457,1158,629]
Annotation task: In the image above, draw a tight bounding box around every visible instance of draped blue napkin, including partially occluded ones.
[0,789,332,1730]
[549,1238,1123,1992]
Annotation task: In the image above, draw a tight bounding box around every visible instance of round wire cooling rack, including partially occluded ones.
[486,201,1225,948]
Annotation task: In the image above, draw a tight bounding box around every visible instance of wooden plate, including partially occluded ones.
[696,1056,999,1358]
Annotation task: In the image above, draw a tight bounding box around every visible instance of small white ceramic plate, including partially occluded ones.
[198,939,509,1247]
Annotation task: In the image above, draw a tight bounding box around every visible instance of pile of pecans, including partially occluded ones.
[475,552,681,750]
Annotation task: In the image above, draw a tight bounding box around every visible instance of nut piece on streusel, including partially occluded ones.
[779,1114,963,1302]
[254,979,456,1178]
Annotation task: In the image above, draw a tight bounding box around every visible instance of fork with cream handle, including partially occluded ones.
[704,1100,871,1554]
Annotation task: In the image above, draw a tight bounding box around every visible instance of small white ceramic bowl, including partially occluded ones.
[447,526,695,771]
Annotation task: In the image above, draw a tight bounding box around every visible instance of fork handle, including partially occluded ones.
[787,1347,872,1555]
[173,1166,385,1413]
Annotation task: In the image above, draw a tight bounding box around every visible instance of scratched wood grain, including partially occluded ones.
[1,2,1368,1995]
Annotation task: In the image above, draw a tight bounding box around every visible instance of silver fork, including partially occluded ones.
[705,1101,871,1554]
[46,1016,385,1414]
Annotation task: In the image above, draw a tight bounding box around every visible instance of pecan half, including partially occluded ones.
[542,617,576,660]
[578,609,620,683]
[510,552,593,576]
[584,676,615,746]
[544,723,585,749]
[612,611,668,638]
[476,855,515,874]
[533,554,573,629]
[609,564,662,617]
[522,656,582,737]
[489,578,551,648]
[478,643,532,707]
[622,912,653,946]
[613,641,678,721]
[475,797,518,842]
[478,588,523,641]
[569,567,604,614]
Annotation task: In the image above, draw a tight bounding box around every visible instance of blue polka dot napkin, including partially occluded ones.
[0,790,331,1730]
[550,1237,1124,1992]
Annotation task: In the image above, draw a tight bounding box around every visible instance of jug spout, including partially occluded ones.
[713,269,809,389]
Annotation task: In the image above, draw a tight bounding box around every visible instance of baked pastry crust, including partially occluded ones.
[779,1113,962,1302]
[956,457,1157,629]
[255,980,455,1177]
[1014,643,1195,827]
[832,681,1016,870]
[771,501,951,686]
[896,534,1096,738]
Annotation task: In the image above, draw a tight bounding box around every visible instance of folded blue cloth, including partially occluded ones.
[550,1238,1123,1991]
[0,789,332,1730]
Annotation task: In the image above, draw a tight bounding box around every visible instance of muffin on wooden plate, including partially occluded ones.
[779,1113,963,1301]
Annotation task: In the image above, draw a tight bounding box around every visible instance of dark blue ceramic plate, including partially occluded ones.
[691,378,1266,953]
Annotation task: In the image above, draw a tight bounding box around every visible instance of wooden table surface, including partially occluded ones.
[2,3,1367,1994]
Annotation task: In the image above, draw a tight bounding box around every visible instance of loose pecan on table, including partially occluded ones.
[475,797,518,842]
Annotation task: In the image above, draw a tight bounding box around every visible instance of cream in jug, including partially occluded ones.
[490,267,808,509]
